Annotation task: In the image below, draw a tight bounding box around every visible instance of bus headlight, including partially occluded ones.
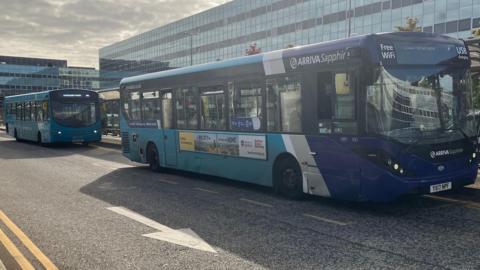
[57,131,62,135]
[94,130,98,134]
[472,152,476,159]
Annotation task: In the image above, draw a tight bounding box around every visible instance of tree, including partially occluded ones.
[395,17,422,32]
[473,28,480,37]
[473,76,480,110]
[246,43,261,55]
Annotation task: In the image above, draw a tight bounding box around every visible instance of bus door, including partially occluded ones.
[160,91,177,166]
[316,70,360,196]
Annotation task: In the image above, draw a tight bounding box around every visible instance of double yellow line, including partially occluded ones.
[0,210,58,270]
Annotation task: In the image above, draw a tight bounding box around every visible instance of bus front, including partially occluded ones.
[49,89,101,144]
[360,33,478,201]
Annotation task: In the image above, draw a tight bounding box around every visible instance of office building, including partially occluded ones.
[99,0,480,86]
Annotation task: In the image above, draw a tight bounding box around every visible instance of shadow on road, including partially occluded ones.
[0,135,130,165]
[78,165,476,268]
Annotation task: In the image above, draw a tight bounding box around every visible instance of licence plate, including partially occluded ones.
[430,182,452,193]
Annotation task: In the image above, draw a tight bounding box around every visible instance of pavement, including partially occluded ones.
[1,131,480,269]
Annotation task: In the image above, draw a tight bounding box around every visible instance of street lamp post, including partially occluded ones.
[347,0,352,37]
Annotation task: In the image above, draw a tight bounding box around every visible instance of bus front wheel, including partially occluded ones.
[147,143,161,172]
[274,156,304,200]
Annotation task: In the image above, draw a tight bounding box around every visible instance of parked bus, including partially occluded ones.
[99,88,120,136]
[3,89,101,145]
[119,32,478,202]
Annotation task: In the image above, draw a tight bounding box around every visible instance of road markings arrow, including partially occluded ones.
[107,206,216,253]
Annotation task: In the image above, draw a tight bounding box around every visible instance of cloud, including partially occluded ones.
[0,0,230,68]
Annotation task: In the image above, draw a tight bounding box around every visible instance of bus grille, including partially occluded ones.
[121,132,130,153]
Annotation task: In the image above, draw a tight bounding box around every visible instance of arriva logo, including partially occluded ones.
[289,57,298,70]
[430,148,463,159]
[289,50,348,70]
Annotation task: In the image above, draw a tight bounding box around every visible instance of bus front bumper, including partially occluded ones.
[360,165,478,202]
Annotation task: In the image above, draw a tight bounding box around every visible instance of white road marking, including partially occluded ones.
[240,198,273,208]
[194,188,219,194]
[423,195,480,209]
[302,213,350,226]
[107,206,216,253]
[155,179,178,185]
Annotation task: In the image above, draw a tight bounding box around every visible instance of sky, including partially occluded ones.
[0,0,230,68]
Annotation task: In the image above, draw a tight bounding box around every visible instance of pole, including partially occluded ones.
[347,0,352,37]
[190,33,193,66]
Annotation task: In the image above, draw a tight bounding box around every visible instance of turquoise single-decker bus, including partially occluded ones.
[119,32,478,202]
[4,89,101,145]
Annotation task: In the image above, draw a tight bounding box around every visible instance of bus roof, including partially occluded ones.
[120,32,466,86]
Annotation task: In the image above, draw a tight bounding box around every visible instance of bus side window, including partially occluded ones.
[266,77,302,133]
[21,103,26,121]
[129,91,142,121]
[16,103,20,120]
[30,102,36,122]
[229,80,264,132]
[142,90,161,121]
[175,88,197,129]
[42,101,49,121]
[161,92,173,129]
[317,72,357,134]
[200,85,225,130]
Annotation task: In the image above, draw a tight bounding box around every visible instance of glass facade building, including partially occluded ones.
[99,0,480,86]
[0,55,109,98]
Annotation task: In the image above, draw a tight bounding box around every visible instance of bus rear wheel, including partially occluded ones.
[14,129,21,142]
[37,133,42,145]
[147,143,161,172]
[274,156,304,200]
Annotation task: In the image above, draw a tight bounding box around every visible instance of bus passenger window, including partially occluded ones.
[42,101,49,121]
[267,77,302,133]
[175,88,197,129]
[334,73,355,120]
[31,102,36,122]
[129,91,142,121]
[229,81,263,131]
[25,102,31,121]
[161,92,173,129]
[142,91,161,121]
[317,72,357,134]
[200,85,225,130]
[16,104,19,120]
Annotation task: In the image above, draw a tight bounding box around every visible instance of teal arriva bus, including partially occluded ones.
[119,32,478,202]
[3,89,101,145]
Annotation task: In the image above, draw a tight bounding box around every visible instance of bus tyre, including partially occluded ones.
[37,132,43,146]
[274,156,304,200]
[14,129,20,142]
[147,144,161,172]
